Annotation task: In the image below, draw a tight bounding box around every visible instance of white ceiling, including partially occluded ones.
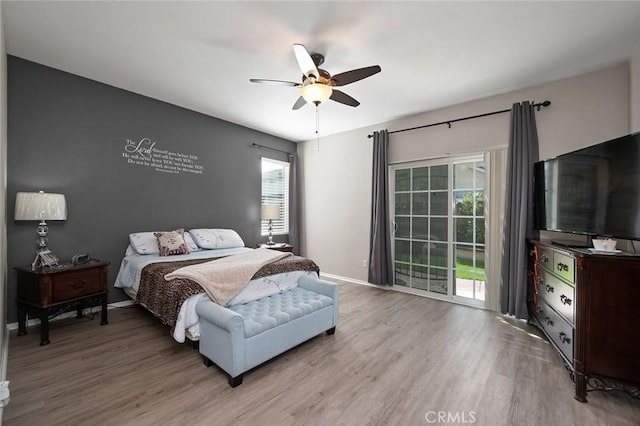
[4,1,640,142]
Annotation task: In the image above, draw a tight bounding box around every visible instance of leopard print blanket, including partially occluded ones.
[135,255,319,329]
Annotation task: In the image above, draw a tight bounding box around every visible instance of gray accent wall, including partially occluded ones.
[6,56,295,323]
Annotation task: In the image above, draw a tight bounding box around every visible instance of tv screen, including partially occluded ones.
[534,131,640,241]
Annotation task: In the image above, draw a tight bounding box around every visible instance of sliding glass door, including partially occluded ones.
[452,160,486,302]
[392,164,449,294]
[391,157,486,305]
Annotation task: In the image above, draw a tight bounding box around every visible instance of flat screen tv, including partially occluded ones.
[533,131,640,241]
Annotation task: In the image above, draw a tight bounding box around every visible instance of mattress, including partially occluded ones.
[114,247,319,342]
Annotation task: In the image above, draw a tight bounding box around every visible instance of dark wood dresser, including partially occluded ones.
[15,260,110,345]
[528,240,640,401]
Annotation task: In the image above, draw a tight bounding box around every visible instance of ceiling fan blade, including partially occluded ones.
[293,44,319,79]
[250,79,300,87]
[330,65,382,86]
[330,89,360,107]
[292,96,307,110]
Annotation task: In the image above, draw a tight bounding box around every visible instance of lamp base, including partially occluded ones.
[267,223,275,245]
[36,220,49,251]
[32,249,60,270]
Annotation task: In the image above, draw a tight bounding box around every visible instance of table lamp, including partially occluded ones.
[261,204,280,245]
[15,191,67,268]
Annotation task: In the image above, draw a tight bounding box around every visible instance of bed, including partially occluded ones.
[114,228,319,343]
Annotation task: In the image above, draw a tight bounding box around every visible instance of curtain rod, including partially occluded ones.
[251,142,294,158]
[367,100,551,138]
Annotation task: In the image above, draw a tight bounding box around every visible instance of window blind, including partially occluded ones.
[261,158,290,235]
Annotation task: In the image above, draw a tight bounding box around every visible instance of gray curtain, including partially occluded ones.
[500,102,540,319]
[368,130,393,285]
[288,152,301,255]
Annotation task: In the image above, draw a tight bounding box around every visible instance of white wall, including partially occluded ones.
[631,37,640,132]
[298,134,373,276]
[299,64,630,282]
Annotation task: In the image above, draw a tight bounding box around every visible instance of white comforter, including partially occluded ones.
[114,247,317,342]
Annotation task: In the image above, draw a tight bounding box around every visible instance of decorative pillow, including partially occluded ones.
[188,229,245,249]
[129,231,199,255]
[154,229,189,256]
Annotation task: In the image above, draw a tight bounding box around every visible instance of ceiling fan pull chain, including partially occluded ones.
[316,104,320,152]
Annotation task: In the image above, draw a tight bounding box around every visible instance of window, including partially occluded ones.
[261,158,289,236]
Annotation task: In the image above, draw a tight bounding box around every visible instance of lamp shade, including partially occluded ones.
[301,83,333,105]
[261,204,280,221]
[15,191,67,221]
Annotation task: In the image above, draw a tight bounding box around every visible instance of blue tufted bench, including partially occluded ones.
[196,275,339,386]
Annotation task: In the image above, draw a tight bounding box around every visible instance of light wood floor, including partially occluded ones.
[4,281,640,425]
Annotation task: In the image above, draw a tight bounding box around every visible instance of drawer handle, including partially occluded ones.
[556,262,569,272]
[560,294,572,306]
[540,255,550,263]
[544,316,554,326]
[545,284,554,293]
[536,305,543,314]
[69,280,87,289]
[536,276,543,286]
[559,331,571,345]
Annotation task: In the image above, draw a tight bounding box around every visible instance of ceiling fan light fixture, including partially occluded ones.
[251,43,380,109]
[301,83,333,105]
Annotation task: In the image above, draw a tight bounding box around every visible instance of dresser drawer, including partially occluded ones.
[534,245,554,267]
[536,266,575,324]
[539,301,574,363]
[52,268,104,302]
[530,299,544,323]
[552,251,575,284]
[533,244,575,284]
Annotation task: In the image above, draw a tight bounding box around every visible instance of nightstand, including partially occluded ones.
[258,243,294,253]
[14,260,110,345]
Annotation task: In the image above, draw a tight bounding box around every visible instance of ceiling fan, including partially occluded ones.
[250,43,381,110]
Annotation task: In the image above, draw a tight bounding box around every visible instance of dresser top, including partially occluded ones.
[532,240,640,259]
[14,259,110,274]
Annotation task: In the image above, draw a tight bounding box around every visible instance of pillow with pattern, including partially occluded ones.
[154,229,189,256]
[188,229,245,249]
[129,231,199,255]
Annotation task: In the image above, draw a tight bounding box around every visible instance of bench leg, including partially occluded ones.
[228,375,243,388]
[202,355,243,387]
[326,327,336,335]
[203,356,213,367]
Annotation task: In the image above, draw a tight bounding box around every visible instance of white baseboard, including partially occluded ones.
[108,300,136,308]
[319,272,488,311]
[319,272,391,290]
[7,300,136,331]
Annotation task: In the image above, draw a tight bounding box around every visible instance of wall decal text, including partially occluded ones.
[122,138,204,175]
